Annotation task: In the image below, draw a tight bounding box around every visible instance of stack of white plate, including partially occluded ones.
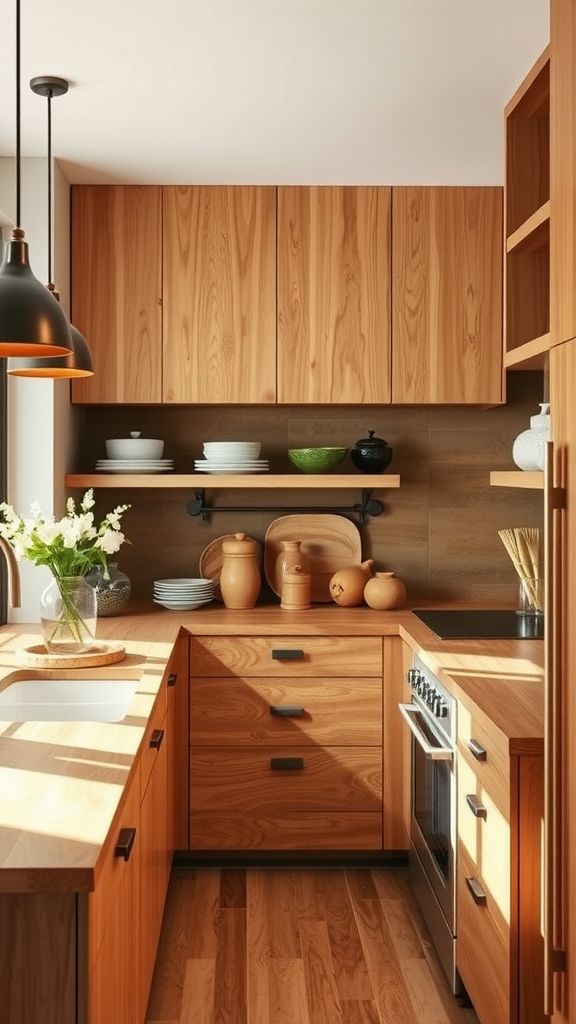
[96,458,174,474]
[194,440,268,474]
[153,578,215,610]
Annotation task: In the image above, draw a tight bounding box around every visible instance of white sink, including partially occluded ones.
[0,678,140,722]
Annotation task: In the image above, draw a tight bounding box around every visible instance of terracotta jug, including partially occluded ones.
[364,571,407,610]
[280,564,311,610]
[220,533,261,609]
[329,559,374,607]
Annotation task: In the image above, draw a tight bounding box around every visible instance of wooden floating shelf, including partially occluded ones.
[505,333,550,371]
[490,471,544,489]
[65,473,401,490]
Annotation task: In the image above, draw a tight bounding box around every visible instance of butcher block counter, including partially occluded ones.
[0,605,544,892]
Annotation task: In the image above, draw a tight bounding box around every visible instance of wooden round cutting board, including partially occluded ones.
[16,641,126,669]
[199,535,263,602]
[264,514,362,602]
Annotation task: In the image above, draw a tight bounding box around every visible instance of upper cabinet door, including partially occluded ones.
[162,186,276,404]
[392,187,503,404]
[551,0,576,347]
[277,186,391,404]
[71,186,163,404]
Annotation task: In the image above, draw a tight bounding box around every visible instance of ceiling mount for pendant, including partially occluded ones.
[8,74,94,378]
[0,0,73,358]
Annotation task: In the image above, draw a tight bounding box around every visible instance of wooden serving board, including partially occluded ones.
[199,535,263,602]
[264,514,362,602]
[16,642,126,669]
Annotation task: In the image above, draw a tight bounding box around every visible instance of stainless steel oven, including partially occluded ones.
[399,655,464,996]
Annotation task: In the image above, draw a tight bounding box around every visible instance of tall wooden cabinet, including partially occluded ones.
[392,186,504,404]
[550,1,576,348]
[277,185,392,404]
[162,185,277,403]
[70,185,163,404]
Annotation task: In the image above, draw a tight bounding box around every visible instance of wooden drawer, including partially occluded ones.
[190,635,383,677]
[457,754,511,923]
[190,811,383,850]
[457,844,511,1024]
[190,747,382,812]
[191,676,382,745]
[87,760,140,968]
[457,691,510,820]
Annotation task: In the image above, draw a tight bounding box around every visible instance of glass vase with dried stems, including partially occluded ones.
[498,526,542,615]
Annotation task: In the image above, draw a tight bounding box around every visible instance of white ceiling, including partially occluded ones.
[0,0,549,186]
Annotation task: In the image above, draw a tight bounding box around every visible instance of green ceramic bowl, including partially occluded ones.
[288,447,347,474]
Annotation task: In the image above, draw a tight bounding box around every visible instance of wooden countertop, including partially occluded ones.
[0,604,544,892]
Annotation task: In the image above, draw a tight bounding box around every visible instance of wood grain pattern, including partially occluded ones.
[550,2,576,346]
[71,185,163,403]
[391,186,503,404]
[191,676,382,746]
[162,185,277,403]
[146,867,481,1024]
[277,186,392,404]
[189,811,384,851]
[190,634,383,677]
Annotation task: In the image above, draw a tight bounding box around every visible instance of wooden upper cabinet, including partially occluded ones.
[71,186,163,404]
[551,2,576,347]
[392,186,504,404]
[277,186,391,404]
[162,186,276,403]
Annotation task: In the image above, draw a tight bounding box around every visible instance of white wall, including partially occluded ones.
[0,156,76,622]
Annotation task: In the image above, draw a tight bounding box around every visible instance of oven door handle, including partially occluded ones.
[398,703,453,760]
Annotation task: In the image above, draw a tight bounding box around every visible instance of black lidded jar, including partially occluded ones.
[350,430,393,473]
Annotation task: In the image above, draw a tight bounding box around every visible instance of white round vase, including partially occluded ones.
[512,402,550,471]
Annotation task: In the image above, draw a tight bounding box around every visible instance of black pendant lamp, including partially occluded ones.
[8,76,94,378]
[0,0,73,358]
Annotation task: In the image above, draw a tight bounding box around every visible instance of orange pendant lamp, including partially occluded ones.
[0,0,73,358]
[8,76,94,378]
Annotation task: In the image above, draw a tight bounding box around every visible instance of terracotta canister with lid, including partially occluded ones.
[220,532,261,609]
[364,571,407,610]
[280,564,311,610]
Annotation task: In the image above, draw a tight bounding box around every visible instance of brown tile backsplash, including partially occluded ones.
[77,371,545,607]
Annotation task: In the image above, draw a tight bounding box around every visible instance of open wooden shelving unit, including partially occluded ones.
[490,471,544,490]
[65,473,400,490]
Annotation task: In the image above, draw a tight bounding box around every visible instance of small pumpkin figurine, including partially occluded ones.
[329,559,374,607]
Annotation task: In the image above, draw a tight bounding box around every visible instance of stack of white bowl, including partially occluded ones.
[153,578,215,611]
[97,432,173,474]
[194,441,269,474]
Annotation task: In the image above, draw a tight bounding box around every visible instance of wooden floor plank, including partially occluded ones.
[350,890,419,1024]
[299,918,343,1024]
[340,1000,382,1024]
[246,869,271,1024]
[179,958,214,1024]
[317,870,375,1001]
[213,908,247,1024]
[146,873,198,1021]
[400,959,459,1024]
[187,868,221,960]
[268,958,311,1024]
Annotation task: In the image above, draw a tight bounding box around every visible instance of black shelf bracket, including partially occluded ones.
[186,489,384,525]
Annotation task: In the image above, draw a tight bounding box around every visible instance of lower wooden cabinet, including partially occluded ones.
[456,689,545,1024]
[189,633,411,852]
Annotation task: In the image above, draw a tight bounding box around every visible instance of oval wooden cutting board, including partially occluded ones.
[264,514,362,603]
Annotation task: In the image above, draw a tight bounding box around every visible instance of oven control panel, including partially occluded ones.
[408,657,456,741]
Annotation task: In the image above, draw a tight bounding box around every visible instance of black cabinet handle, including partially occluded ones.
[149,728,165,749]
[466,794,487,819]
[270,757,304,770]
[167,673,177,687]
[271,649,304,661]
[270,705,304,717]
[468,738,487,761]
[465,876,487,906]
[114,827,136,861]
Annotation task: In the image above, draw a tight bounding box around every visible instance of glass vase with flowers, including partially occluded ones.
[0,489,131,653]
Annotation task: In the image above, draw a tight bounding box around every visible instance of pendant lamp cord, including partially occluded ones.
[15,0,21,226]
[46,89,52,285]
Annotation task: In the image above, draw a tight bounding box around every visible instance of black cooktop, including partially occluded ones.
[412,608,544,640]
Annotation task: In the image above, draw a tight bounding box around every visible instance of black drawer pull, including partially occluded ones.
[114,827,136,861]
[466,794,487,819]
[149,728,165,749]
[270,705,304,717]
[270,757,304,770]
[271,649,304,661]
[167,672,178,687]
[468,738,487,761]
[465,876,487,906]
